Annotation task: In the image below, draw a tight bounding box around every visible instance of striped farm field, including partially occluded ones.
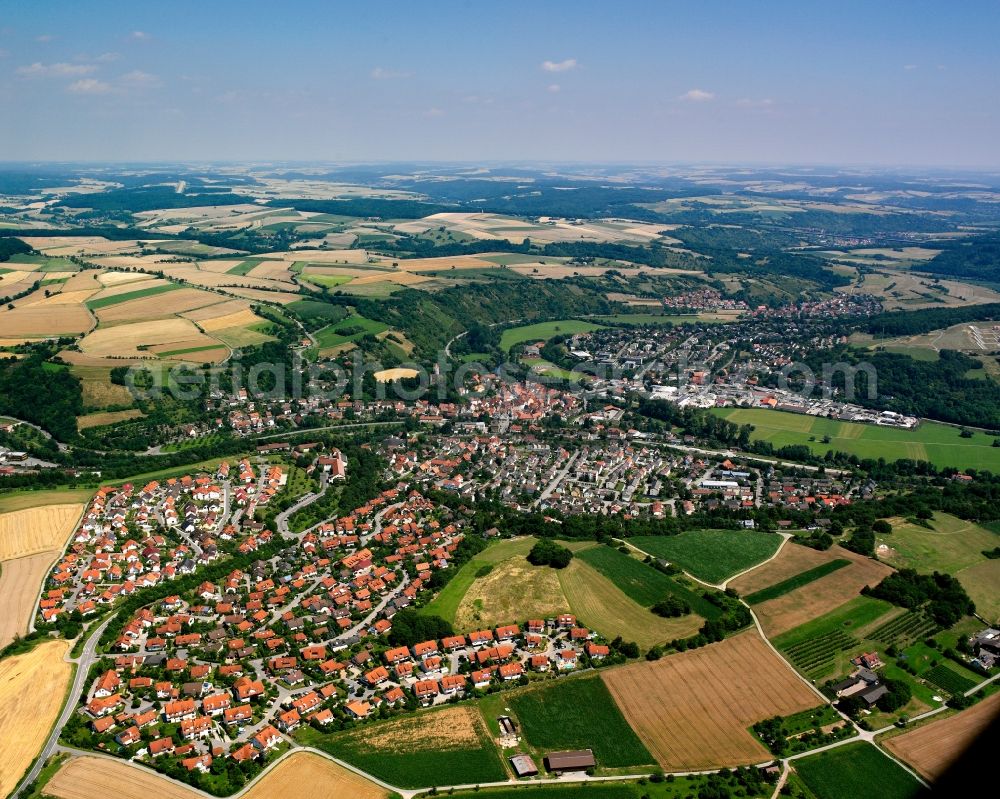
[85,282,181,310]
[0,503,84,560]
[745,546,893,637]
[77,408,144,429]
[0,552,58,648]
[884,691,1000,782]
[711,407,1000,472]
[744,559,851,604]
[603,630,819,770]
[629,530,782,584]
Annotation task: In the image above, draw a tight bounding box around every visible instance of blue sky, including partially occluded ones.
[1,0,998,165]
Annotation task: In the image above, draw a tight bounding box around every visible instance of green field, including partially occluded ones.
[298,709,508,789]
[574,545,720,618]
[156,343,226,357]
[711,407,1000,473]
[225,259,263,276]
[6,253,78,271]
[523,358,586,382]
[506,675,655,769]
[792,742,923,799]
[287,299,350,325]
[314,312,389,349]
[773,596,897,680]
[301,273,354,288]
[500,319,606,351]
[745,560,851,604]
[629,530,782,584]
[447,773,774,799]
[85,282,182,310]
[878,513,1000,624]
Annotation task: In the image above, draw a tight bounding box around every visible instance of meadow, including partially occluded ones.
[792,742,922,799]
[877,512,1000,623]
[628,530,782,584]
[500,319,606,351]
[574,545,720,617]
[506,675,655,769]
[299,706,507,788]
[711,407,1000,472]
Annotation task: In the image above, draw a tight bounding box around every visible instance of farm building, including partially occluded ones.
[544,749,596,773]
[510,754,538,777]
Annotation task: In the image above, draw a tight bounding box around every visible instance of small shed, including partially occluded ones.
[510,754,538,778]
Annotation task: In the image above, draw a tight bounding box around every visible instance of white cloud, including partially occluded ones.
[130,30,150,41]
[541,58,577,73]
[371,66,411,80]
[423,107,444,117]
[16,61,96,77]
[679,88,715,102]
[903,64,918,71]
[736,97,774,108]
[35,34,53,43]
[68,78,111,94]
[96,52,121,63]
[120,69,159,87]
[547,83,561,93]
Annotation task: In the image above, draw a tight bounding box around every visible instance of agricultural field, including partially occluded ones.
[44,757,201,799]
[71,365,137,409]
[710,407,1000,473]
[772,595,899,681]
[575,545,721,619]
[313,312,390,353]
[243,752,389,799]
[730,542,843,597]
[505,675,655,769]
[745,546,894,638]
[301,705,507,789]
[0,502,85,560]
[792,742,923,799]
[0,552,58,648]
[744,560,851,604]
[76,409,144,430]
[628,530,783,585]
[603,631,819,770]
[884,691,1000,782]
[876,513,1000,623]
[0,640,73,798]
[420,537,538,623]
[500,319,606,351]
[453,555,568,631]
[556,558,704,649]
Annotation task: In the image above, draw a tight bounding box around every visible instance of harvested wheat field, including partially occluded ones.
[0,640,72,797]
[196,307,263,332]
[750,546,893,637]
[45,757,200,799]
[0,503,83,560]
[78,318,216,358]
[77,409,144,430]
[730,542,836,596]
[183,298,252,322]
[245,752,388,799]
[0,552,57,648]
[885,692,1000,781]
[603,630,820,770]
[0,305,93,336]
[96,270,151,286]
[347,705,484,752]
[95,289,226,324]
